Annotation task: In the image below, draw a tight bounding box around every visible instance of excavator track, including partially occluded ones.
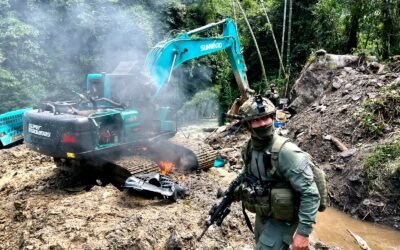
[168,137,218,171]
[114,155,159,175]
[113,137,218,176]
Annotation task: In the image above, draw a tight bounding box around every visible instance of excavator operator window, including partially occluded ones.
[89,79,104,98]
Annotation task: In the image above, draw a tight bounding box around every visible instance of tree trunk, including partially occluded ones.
[345,5,360,53]
[381,0,392,59]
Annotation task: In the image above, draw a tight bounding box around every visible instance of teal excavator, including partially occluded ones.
[23,18,253,178]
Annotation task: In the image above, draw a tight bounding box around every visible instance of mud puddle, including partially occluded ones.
[312,208,400,249]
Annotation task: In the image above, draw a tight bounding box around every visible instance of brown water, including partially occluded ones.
[312,208,400,250]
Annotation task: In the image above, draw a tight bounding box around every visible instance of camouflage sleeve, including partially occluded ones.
[278,142,320,237]
[239,139,251,175]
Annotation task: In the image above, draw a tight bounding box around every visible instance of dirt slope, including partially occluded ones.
[285,53,400,228]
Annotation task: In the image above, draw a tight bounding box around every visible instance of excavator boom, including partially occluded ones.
[145,18,253,114]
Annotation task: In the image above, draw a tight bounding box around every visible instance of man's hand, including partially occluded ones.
[291,233,309,250]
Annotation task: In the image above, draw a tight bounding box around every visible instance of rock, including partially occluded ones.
[319,94,327,105]
[216,126,227,133]
[332,80,342,89]
[279,129,289,136]
[332,164,345,170]
[13,211,26,222]
[344,67,353,73]
[296,132,306,139]
[49,244,65,250]
[343,129,353,136]
[367,92,377,99]
[352,95,361,101]
[345,83,352,89]
[289,70,326,113]
[340,149,356,158]
[362,199,385,207]
[323,135,332,141]
[14,200,27,210]
[338,104,349,113]
[348,174,361,182]
[316,105,327,113]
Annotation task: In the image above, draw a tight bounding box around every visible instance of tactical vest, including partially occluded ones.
[241,135,328,216]
[240,136,295,221]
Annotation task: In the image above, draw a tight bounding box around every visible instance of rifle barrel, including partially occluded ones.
[197,225,209,241]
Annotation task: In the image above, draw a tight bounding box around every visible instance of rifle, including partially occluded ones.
[197,174,243,241]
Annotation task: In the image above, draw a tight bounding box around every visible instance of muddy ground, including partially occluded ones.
[0,131,339,250]
[0,142,255,250]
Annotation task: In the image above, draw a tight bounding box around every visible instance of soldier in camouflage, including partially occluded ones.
[237,95,320,250]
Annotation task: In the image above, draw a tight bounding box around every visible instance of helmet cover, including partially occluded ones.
[238,95,276,122]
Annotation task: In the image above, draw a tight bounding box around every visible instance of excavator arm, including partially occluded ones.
[145,18,253,114]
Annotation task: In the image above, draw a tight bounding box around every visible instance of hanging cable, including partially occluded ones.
[231,0,236,24]
[235,0,268,86]
[280,0,288,78]
[284,0,293,98]
[260,0,286,77]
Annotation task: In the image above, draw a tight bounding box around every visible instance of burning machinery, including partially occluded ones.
[23,18,251,178]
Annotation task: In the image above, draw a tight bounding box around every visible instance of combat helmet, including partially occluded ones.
[238,95,276,122]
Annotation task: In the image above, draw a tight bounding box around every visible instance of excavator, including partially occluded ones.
[23,18,253,185]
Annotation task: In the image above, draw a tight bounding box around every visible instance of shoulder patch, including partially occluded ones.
[279,143,314,181]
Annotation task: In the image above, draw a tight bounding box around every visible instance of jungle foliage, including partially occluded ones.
[353,79,400,137]
[0,0,399,114]
[363,132,400,193]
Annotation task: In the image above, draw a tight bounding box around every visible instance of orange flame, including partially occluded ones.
[159,161,176,175]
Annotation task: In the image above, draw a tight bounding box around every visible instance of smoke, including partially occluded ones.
[9,0,217,121]
[10,1,158,102]
[9,1,224,184]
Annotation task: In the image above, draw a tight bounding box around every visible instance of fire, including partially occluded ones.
[159,161,176,175]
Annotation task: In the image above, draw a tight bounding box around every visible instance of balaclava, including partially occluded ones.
[248,119,274,151]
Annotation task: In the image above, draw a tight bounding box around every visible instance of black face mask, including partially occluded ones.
[251,125,274,140]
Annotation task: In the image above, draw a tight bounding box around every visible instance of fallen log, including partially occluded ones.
[324,135,349,152]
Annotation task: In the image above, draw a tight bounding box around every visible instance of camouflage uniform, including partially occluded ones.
[238,96,320,250]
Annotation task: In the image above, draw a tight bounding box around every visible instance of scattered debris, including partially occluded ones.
[123,172,187,201]
[165,229,183,250]
[347,229,371,250]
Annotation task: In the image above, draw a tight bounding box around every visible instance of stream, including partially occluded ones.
[313,208,400,250]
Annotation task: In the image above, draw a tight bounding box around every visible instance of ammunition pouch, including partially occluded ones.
[241,176,296,221]
[241,185,271,218]
[271,188,295,222]
[240,177,273,218]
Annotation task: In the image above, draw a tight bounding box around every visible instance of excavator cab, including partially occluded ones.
[87,73,106,99]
